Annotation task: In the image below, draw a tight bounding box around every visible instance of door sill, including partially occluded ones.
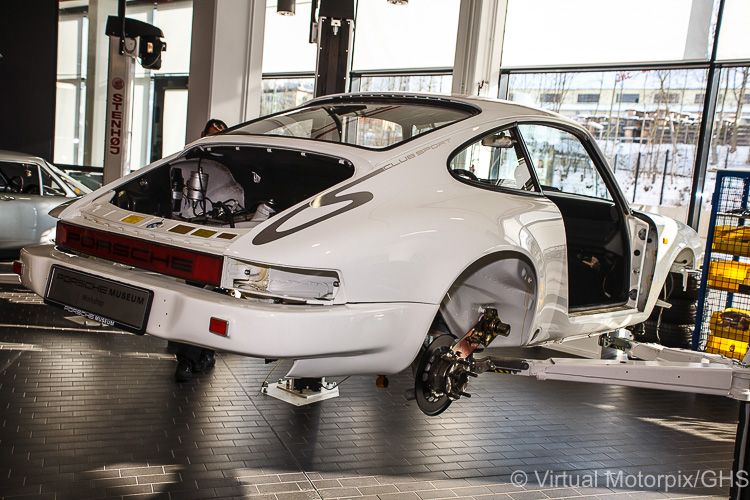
[569,303,631,317]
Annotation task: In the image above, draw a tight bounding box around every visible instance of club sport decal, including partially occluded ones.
[252,169,379,246]
[252,138,451,246]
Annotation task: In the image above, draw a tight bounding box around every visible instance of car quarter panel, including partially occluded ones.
[229,131,561,300]
[225,123,575,347]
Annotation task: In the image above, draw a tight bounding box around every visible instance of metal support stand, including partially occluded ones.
[267,0,354,405]
[262,378,340,406]
[732,401,750,500]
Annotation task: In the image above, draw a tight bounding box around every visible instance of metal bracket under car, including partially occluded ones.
[411,309,750,416]
[262,377,340,406]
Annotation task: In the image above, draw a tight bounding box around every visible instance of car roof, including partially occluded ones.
[0,149,48,165]
[215,93,582,153]
[301,92,570,122]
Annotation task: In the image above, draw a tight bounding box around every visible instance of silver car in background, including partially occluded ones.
[0,150,91,257]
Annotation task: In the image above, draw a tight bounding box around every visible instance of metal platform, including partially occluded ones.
[263,377,341,406]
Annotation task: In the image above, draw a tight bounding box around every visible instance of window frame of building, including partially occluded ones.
[653,93,681,104]
[55,8,88,166]
[577,94,600,103]
[616,93,641,104]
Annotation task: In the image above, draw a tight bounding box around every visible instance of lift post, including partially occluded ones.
[103,20,136,186]
[732,402,750,500]
[102,11,165,184]
[313,0,355,98]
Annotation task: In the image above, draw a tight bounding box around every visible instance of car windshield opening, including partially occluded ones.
[229,98,479,149]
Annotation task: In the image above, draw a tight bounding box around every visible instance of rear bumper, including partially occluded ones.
[19,245,437,377]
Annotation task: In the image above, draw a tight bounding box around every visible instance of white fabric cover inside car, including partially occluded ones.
[170,158,245,218]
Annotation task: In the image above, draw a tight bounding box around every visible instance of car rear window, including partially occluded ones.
[228,98,479,150]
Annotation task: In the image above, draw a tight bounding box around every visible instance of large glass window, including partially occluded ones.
[128,3,194,168]
[262,1,317,73]
[55,2,192,171]
[717,0,750,61]
[161,89,189,157]
[356,74,452,94]
[152,3,193,75]
[502,0,708,67]
[261,78,315,116]
[352,0,459,71]
[508,68,708,219]
[55,12,87,165]
[700,66,750,237]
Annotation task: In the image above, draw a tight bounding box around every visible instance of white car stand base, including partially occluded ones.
[262,377,340,406]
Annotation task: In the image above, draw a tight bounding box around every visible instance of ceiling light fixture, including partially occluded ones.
[277,0,296,16]
[387,0,408,4]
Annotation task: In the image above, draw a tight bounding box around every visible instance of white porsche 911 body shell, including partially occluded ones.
[18,94,703,378]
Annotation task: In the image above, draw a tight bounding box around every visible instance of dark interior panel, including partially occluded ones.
[112,146,355,227]
[546,192,628,309]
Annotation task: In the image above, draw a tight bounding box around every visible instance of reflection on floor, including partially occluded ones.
[0,280,739,500]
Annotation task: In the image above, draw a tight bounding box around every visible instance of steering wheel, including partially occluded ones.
[7,176,23,192]
[452,168,478,181]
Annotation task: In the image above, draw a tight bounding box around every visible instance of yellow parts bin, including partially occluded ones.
[707,260,750,292]
[714,225,750,257]
[707,308,750,360]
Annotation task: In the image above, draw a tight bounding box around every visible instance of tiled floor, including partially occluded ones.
[0,280,741,500]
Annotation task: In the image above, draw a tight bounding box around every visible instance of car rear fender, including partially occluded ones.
[438,250,544,349]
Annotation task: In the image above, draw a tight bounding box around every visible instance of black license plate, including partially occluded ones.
[44,266,153,334]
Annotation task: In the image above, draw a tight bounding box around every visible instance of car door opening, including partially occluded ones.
[545,192,629,310]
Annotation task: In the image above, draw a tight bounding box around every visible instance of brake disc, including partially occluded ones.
[414,335,457,416]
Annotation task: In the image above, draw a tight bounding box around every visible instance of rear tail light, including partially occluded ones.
[56,221,224,286]
[12,261,24,275]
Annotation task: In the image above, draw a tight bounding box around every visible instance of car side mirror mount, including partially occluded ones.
[481,133,514,149]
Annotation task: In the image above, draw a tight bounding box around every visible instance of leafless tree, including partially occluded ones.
[537,73,572,113]
[730,67,748,154]
[667,72,690,185]
[604,72,630,164]
[711,70,731,165]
